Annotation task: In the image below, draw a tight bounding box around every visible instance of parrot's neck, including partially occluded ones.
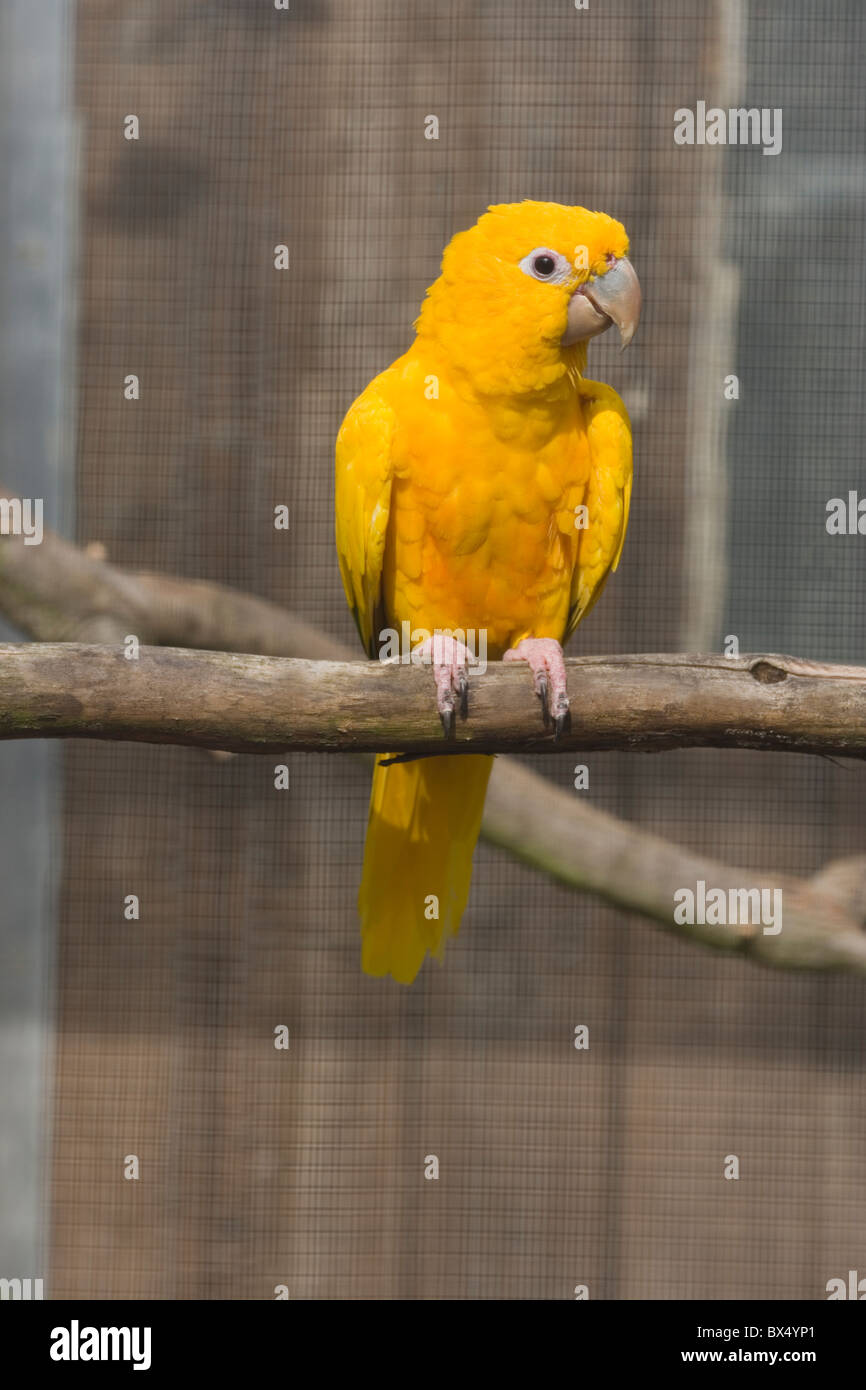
[415,271,590,401]
[414,322,587,403]
[562,344,588,384]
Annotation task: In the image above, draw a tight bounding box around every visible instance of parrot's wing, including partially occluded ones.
[565,379,633,641]
[335,384,397,657]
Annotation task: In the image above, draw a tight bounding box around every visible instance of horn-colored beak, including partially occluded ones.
[562,255,642,351]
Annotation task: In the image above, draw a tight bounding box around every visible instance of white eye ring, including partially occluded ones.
[519,247,572,284]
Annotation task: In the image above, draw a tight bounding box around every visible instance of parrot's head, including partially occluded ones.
[416,200,641,395]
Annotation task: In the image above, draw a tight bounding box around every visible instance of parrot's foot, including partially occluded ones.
[411,633,472,737]
[503,637,570,739]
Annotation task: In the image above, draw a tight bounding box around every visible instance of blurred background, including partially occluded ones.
[1,0,865,1299]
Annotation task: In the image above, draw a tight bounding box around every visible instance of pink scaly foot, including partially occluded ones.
[503,637,570,739]
[411,633,473,737]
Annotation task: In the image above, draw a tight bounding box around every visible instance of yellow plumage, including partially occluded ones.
[358,755,493,984]
[336,201,637,982]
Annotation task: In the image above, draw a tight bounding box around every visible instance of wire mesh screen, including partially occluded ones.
[42,0,866,1298]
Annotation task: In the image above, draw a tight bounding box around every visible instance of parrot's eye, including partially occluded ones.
[518,247,571,285]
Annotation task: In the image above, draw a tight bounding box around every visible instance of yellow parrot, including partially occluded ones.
[336,201,641,984]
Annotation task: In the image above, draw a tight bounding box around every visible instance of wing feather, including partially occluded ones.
[566,380,633,640]
[335,385,397,657]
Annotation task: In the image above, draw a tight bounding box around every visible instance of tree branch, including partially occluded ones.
[484,761,866,974]
[0,512,340,657]
[1,641,865,758]
[2,489,866,974]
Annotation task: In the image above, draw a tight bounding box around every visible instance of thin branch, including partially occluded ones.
[483,761,866,975]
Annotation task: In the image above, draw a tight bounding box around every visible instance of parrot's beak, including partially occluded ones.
[562,255,642,351]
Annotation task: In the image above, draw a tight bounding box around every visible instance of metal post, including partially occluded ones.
[0,0,77,1295]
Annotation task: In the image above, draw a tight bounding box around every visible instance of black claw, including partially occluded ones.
[457,667,469,719]
[439,701,455,739]
[553,707,570,742]
[536,670,550,724]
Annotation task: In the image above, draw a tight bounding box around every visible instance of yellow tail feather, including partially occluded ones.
[358,753,494,984]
